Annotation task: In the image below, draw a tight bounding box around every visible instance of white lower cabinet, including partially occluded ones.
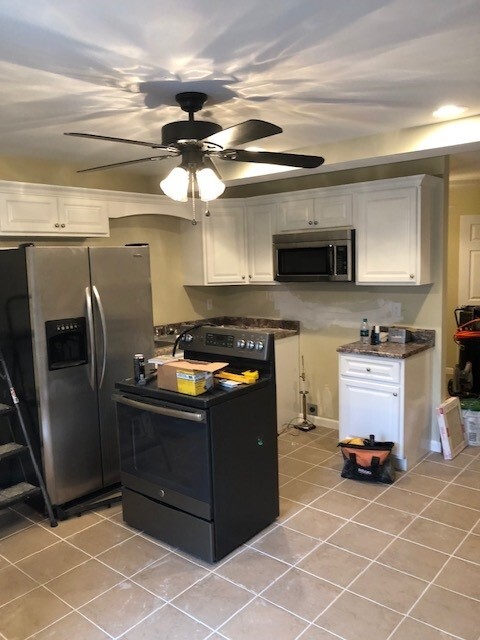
[339,351,432,470]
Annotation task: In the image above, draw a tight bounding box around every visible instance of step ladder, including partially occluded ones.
[0,349,57,527]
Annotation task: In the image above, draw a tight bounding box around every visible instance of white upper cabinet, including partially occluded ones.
[182,199,277,286]
[354,175,442,285]
[245,200,277,283]
[0,180,191,238]
[276,188,353,231]
[205,201,247,284]
[0,181,109,237]
[57,196,109,235]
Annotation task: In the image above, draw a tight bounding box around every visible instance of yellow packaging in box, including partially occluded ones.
[157,359,228,396]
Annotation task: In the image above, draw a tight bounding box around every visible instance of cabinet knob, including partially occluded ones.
[242,275,245,280]
[366,367,371,372]
[54,223,60,228]
[410,274,415,279]
[60,223,65,228]
[308,220,313,225]
[393,392,398,397]
[313,220,318,225]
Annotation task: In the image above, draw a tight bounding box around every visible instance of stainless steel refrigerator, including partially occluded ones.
[0,244,154,509]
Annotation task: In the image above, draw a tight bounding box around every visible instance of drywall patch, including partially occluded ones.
[272,290,403,330]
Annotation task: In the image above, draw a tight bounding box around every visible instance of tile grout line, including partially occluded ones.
[277,438,480,639]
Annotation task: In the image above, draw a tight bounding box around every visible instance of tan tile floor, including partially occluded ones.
[0,426,479,640]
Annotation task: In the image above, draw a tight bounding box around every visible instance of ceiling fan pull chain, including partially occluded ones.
[190,172,197,225]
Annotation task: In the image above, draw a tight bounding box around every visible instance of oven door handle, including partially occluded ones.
[113,394,206,423]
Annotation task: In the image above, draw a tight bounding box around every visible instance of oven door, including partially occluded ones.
[114,393,211,520]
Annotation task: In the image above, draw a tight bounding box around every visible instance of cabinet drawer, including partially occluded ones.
[340,355,401,383]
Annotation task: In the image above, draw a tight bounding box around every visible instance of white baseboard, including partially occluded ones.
[298,414,338,431]
[429,439,442,453]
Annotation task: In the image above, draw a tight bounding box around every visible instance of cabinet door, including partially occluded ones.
[355,187,422,284]
[314,193,353,228]
[339,377,401,454]
[58,197,109,236]
[246,202,276,283]
[0,193,59,234]
[277,198,314,231]
[205,204,247,283]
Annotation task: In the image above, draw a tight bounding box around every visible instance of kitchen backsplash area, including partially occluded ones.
[154,316,300,342]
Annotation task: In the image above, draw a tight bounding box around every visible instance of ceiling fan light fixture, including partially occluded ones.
[160,166,189,201]
[196,167,225,201]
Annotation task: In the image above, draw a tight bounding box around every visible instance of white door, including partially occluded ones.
[459,214,480,305]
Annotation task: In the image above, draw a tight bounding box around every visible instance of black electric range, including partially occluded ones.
[113,325,279,563]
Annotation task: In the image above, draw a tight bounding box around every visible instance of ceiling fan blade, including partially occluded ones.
[218,149,324,169]
[65,132,170,150]
[202,120,282,148]
[76,154,179,173]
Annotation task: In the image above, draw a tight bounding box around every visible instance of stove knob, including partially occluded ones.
[246,340,255,350]
[255,341,265,351]
[236,339,246,349]
[182,333,193,343]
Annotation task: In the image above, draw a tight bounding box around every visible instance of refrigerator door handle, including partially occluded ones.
[93,285,108,388]
[85,286,96,389]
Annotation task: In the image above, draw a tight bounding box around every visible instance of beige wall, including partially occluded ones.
[0,155,157,193]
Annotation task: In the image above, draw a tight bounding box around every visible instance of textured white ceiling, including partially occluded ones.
[0,0,479,182]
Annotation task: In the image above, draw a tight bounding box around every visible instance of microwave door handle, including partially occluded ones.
[92,285,108,388]
[327,244,335,276]
[85,286,96,390]
[113,394,205,423]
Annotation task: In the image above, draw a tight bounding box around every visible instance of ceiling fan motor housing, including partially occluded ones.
[161,120,222,146]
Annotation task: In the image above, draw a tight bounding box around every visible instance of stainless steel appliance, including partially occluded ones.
[0,244,154,512]
[273,228,355,282]
[114,325,279,563]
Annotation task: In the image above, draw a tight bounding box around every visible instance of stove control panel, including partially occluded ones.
[180,326,272,361]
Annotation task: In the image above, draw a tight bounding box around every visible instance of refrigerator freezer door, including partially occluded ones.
[89,246,154,486]
[26,247,103,506]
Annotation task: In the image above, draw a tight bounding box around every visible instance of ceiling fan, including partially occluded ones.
[65,92,325,203]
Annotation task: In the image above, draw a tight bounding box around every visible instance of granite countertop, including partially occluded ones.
[337,328,435,359]
[154,317,300,345]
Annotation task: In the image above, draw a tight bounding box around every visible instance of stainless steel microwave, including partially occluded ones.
[273,228,355,282]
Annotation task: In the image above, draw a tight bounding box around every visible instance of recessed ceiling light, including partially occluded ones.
[432,104,467,119]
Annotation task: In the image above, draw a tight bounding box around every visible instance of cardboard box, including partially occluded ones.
[157,359,228,396]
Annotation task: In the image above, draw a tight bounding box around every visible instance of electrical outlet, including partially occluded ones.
[391,302,401,318]
[307,403,317,416]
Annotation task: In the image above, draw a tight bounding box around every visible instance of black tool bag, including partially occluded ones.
[338,435,395,484]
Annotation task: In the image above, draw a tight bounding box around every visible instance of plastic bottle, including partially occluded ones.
[370,325,380,345]
[360,318,369,344]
